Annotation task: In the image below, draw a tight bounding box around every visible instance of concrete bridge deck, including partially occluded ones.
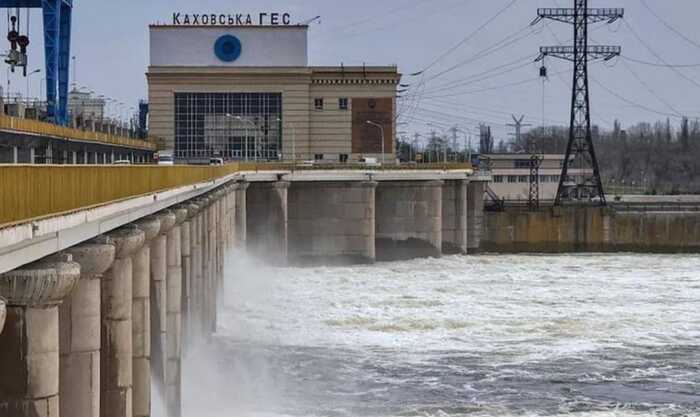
[0,114,156,164]
[0,163,487,273]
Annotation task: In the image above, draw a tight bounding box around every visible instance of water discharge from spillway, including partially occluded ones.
[182,253,700,417]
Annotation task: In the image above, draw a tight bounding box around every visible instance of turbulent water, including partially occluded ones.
[182,254,700,417]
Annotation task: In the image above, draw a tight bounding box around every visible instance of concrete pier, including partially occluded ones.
[0,297,5,336]
[181,203,199,350]
[234,182,249,247]
[194,196,212,339]
[0,255,80,417]
[132,217,161,417]
[149,211,176,405]
[57,239,116,417]
[442,180,469,254]
[166,208,188,417]
[288,181,377,265]
[247,181,290,262]
[204,195,218,335]
[467,181,485,252]
[376,181,443,261]
[189,201,204,342]
[101,227,146,417]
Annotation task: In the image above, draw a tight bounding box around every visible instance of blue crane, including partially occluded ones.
[0,0,72,125]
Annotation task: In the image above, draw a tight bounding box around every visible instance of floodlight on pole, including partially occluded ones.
[366,120,385,165]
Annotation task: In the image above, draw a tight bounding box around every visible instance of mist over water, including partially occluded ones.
[182,253,700,417]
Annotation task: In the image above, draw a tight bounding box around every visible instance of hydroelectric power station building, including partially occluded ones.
[147,15,401,163]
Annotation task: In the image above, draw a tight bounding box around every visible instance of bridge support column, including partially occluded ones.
[101,227,146,417]
[376,181,444,261]
[288,181,377,265]
[211,192,223,334]
[166,208,188,417]
[0,256,80,417]
[235,182,249,248]
[193,196,214,340]
[132,217,161,417]
[467,181,485,252]
[0,298,5,335]
[247,182,290,263]
[149,211,176,410]
[442,180,469,254]
[224,184,237,249]
[181,203,199,353]
[57,238,116,417]
[189,201,205,343]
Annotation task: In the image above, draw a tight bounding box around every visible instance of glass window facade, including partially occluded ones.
[174,92,282,161]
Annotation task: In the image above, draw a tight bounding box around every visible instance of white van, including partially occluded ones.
[157,152,175,165]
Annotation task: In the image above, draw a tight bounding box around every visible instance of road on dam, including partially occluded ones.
[176,253,700,417]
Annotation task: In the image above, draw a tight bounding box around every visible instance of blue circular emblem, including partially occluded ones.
[214,35,242,62]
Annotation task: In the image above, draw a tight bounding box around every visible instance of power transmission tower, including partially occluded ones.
[507,115,540,209]
[506,115,532,150]
[533,1,623,206]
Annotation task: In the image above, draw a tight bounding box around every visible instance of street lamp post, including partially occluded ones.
[26,69,41,104]
[228,114,258,162]
[366,120,385,165]
[276,117,296,165]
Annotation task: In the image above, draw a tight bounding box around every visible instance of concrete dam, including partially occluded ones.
[0,165,488,417]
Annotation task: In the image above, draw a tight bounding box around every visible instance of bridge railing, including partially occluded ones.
[0,163,240,228]
[0,115,157,151]
[0,162,474,228]
[237,162,473,172]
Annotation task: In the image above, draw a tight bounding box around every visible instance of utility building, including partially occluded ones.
[147,22,400,163]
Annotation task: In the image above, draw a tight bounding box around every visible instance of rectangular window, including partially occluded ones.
[507,175,517,183]
[339,98,349,110]
[314,154,324,161]
[174,92,282,162]
[518,175,528,183]
[514,160,531,169]
[494,175,504,183]
[339,154,349,163]
[314,98,324,110]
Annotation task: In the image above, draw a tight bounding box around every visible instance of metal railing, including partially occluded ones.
[0,115,156,151]
[236,162,473,172]
[0,163,240,228]
[0,161,474,228]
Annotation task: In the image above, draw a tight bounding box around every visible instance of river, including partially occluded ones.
[181,254,700,417]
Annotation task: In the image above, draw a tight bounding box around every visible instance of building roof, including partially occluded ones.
[149,24,308,29]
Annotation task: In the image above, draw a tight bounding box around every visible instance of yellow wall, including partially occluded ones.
[0,164,239,227]
[0,115,156,151]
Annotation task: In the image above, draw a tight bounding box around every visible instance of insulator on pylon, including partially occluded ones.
[539,65,548,78]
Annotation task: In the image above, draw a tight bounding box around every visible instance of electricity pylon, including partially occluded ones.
[533,1,623,206]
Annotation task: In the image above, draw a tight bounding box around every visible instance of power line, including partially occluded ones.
[402,55,535,98]
[418,0,518,74]
[424,24,538,81]
[622,19,700,91]
[621,55,700,69]
[617,57,684,117]
[591,76,687,119]
[639,0,700,50]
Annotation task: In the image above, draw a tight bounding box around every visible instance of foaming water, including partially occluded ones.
[182,253,700,417]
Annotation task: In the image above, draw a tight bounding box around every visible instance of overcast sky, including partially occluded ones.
[11,0,700,141]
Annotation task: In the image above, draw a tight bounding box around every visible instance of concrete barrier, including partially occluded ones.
[482,207,700,253]
[288,181,377,265]
[376,181,443,261]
